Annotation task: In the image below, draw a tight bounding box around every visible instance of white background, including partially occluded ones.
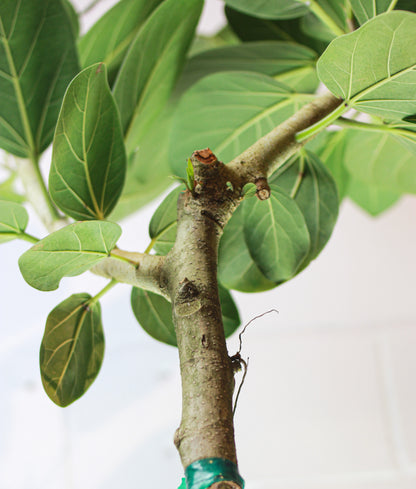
[1,1,416,488]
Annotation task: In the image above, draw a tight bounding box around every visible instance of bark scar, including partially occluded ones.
[193,148,218,164]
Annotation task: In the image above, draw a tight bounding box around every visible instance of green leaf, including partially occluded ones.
[78,0,163,85]
[109,174,170,222]
[0,200,28,243]
[270,150,339,266]
[301,1,350,43]
[40,293,104,407]
[225,6,328,54]
[243,185,310,282]
[148,186,183,255]
[219,286,241,338]
[177,41,318,95]
[62,0,80,38]
[170,72,314,177]
[349,0,416,25]
[218,204,277,293]
[186,159,195,191]
[113,0,203,155]
[317,11,416,121]
[348,177,401,216]
[344,129,416,194]
[223,0,308,20]
[49,63,126,221]
[131,287,177,346]
[350,0,396,25]
[18,221,121,291]
[129,103,176,185]
[0,0,79,157]
[131,285,240,346]
[189,26,240,56]
[306,130,350,200]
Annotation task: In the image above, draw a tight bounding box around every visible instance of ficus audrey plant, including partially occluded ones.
[1,0,416,487]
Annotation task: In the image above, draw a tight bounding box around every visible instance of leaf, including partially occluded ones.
[49,64,126,221]
[40,294,104,407]
[344,129,416,194]
[0,200,28,243]
[223,0,308,20]
[306,130,350,200]
[78,0,163,85]
[109,171,171,222]
[189,26,239,56]
[270,150,339,266]
[243,185,310,282]
[317,11,416,121]
[219,286,241,338]
[218,204,277,293]
[62,0,80,38]
[131,285,240,346]
[18,221,121,291]
[148,186,183,255]
[131,287,177,346]
[0,0,79,158]
[113,0,203,155]
[129,103,176,184]
[176,41,318,95]
[350,0,398,25]
[225,6,328,54]
[170,72,314,177]
[301,1,350,42]
[348,177,401,216]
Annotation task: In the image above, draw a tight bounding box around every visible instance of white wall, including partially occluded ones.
[1,1,416,488]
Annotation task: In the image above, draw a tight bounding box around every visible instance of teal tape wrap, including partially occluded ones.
[178,477,187,489]
[184,458,245,489]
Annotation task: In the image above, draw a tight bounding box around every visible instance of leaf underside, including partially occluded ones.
[18,221,121,291]
[40,293,104,407]
[0,0,79,157]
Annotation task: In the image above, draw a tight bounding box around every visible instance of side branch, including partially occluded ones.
[227,91,341,184]
[92,250,167,298]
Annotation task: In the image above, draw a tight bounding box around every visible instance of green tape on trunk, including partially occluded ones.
[183,458,245,489]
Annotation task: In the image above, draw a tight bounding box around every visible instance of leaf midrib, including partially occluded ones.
[82,73,104,219]
[0,14,36,158]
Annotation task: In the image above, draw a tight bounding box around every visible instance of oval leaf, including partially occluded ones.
[344,129,416,193]
[131,285,240,346]
[40,293,104,407]
[0,200,28,243]
[131,288,177,346]
[170,72,314,177]
[317,11,416,120]
[62,0,80,38]
[306,130,351,200]
[177,41,318,95]
[349,0,416,25]
[225,7,328,54]
[218,204,277,293]
[113,0,203,154]
[0,0,79,157]
[148,186,183,255]
[78,0,163,85]
[223,0,308,20]
[50,64,126,221]
[18,221,121,291]
[243,185,310,282]
[271,150,339,265]
[348,177,401,216]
